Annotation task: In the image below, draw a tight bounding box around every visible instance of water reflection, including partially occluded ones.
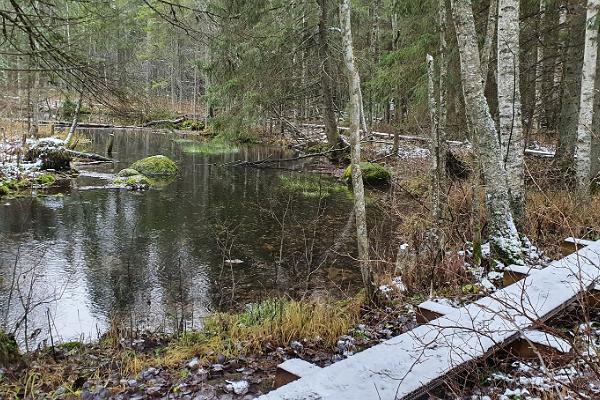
[0,129,358,347]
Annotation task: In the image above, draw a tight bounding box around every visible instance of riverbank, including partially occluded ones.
[0,295,416,399]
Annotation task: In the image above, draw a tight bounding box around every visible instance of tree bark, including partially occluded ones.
[592,39,600,179]
[480,0,498,90]
[340,0,375,300]
[451,0,522,263]
[575,0,600,191]
[533,0,546,130]
[317,0,340,150]
[65,93,83,145]
[555,7,586,173]
[438,0,448,169]
[427,55,442,225]
[497,0,525,224]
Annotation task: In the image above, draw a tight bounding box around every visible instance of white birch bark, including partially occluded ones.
[480,0,498,90]
[575,0,600,191]
[497,0,525,222]
[427,54,442,223]
[438,0,448,153]
[65,94,83,145]
[451,0,522,263]
[340,0,375,299]
[554,4,568,94]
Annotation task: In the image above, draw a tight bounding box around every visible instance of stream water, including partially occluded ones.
[0,129,366,348]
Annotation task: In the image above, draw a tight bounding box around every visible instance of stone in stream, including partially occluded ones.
[116,168,140,177]
[130,155,178,177]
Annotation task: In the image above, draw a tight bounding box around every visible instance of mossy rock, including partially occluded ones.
[117,168,140,177]
[402,177,428,198]
[114,174,151,186]
[36,174,56,186]
[0,331,20,366]
[342,162,391,186]
[130,155,178,177]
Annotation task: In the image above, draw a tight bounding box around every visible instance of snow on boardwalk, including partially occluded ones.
[260,241,600,400]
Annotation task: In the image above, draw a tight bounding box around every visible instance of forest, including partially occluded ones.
[0,0,599,398]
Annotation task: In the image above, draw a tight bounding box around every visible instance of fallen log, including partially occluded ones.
[65,149,112,162]
[302,124,557,158]
[142,116,186,127]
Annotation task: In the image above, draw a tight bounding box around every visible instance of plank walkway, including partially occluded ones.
[259,240,600,400]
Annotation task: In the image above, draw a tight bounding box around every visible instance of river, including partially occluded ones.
[0,129,368,349]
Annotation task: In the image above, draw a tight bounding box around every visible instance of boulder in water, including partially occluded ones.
[116,168,140,177]
[130,155,178,177]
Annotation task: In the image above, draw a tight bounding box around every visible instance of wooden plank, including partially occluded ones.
[259,241,600,400]
[506,330,572,360]
[502,264,532,286]
[416,300,457,324]
[274,359,322,388]
[562,237,597,256]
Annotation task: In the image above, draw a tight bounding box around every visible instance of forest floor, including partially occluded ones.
[2,120,600,398]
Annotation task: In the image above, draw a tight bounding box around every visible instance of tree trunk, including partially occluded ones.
[497,0,525,224]
[427,55,442,225]
[592,46,600,179]
[555,7,586,173]
[533,0,546,130]
[317,0,340,149]
[29,70,40,139]
[65,94,83,145]
[451,0,522,263]
[339,0,375,300]
[438,0,448,183]
[575,0,600,191]
[480,0,498,90]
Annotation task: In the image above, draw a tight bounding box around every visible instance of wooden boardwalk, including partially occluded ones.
[259,240,600,399]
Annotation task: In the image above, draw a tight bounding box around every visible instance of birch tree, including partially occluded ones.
[339,0,375,300]
[451,0,522,263]
[497,0,525,223]
[427,55,442,227]
[480,0,498,90]
[575,0,600,191]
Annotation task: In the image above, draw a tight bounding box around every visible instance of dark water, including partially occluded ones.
[0,129,362,348]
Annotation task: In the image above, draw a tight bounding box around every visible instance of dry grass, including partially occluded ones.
[118,295,365,373]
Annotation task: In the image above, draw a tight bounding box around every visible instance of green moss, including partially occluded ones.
[0,330,20,366]
[116,168,140,177]
[402,177,428,198]
[0,179,30,197]
[342,162,392,186]
[178,139,239,156]
[36,174,56,186]
[177,119,205,131]
[59,341,83,350]
[114,174,151,186]
[130,155,178,177]
[280,175,351,199]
